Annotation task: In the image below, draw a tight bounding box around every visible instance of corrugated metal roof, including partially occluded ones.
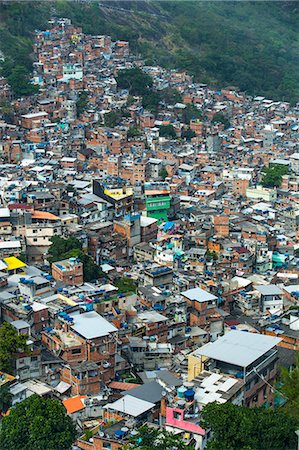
[104,394,155,417]
[194,330,281,368]
[70,311,117,339]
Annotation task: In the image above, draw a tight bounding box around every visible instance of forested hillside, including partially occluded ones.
[0,0,298,101]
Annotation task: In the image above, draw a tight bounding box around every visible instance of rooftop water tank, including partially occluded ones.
[177,386,187,399]
[184,389,195,402]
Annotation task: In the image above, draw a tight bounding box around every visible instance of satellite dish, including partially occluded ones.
[161,391,167,397]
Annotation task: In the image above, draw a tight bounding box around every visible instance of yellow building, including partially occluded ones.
[3,256,26,275]
[188,352,208,382]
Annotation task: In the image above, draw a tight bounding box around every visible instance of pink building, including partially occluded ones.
[165,407,206,449]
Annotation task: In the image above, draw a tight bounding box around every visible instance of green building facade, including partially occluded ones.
[145,194,171,224]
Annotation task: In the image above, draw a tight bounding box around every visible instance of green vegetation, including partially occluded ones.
[0,101,13,123]
[212,112,230,129]
[202,402,298,450]
[125,425,194,449]
[181,104,202,125]
[0,385,12,415]
[279,351,299,420]
[48,236,103,282]
[104,110,122,128]
[0,394,77,450]
[127,126,142,138]
[181,127,196,141]
[114,276,137,293]
[159,124,176,139]
[159,87,182,105]
[142,90,161,113]
[0,2,298,101]
[206,249,218,261]
[0,322,29,373]
[261,163,289,188]
[116,67,153,96]
[159,168,168,180]
[76,91,89,117]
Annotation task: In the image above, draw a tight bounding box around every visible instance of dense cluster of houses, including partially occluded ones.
[0,17,298,450]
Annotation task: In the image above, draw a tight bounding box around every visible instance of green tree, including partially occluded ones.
[116,67,153,96]
[0,101,14,123]
[104,110,122,128]
[159,124,176,139]
[0,322,29,374]
[76,91,89,117]
[159,168,168,180]
[142,90,161,113]
[48,236,82,264]
[18,251,27,264]
[114,276,137,294]
[261,164,289,188]
[126,95,135,107]
[127,126,142,138]
[160,87,182,105]
[181,104,202,125]
[0,394,77,450]
[48,237,102,282]
[212,112,230,129]
[64,249,103,282]
[126,424,194,449]
[2,63,39,97]
[0,385,12,415]
[181,127,196,141]
[202,402,298,450]
[279,351,299,420]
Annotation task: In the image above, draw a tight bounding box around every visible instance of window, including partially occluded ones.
[33,229,37,234]
[173,411,182,420]
[103,443,111,450]
[33,238,38,242]
[71,348,81,355]
[31,356,38,362]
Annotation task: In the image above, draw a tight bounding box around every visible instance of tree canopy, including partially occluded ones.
[142,90,161,113]
[1,62,38,97]
[202,402,298,450]
[47,236,83,263]
[159,168,169,180]
[279,351,299,420]
[0,394,77,450]
[212,112,230,129]
[116,67,153,96]
[159,124,176,139]
[261,163,289,188]
[114,276,137,294]
[0,322,29,374]
[104,110,122,128]
[127,126,142,139]
[126,424,194,449]
[76,91,89,117]
[0,385,12,415]
[181,104,202,125]
[48,236,102,282]
[181,127,196,141]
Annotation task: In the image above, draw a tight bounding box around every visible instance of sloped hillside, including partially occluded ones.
[0,0,298,101]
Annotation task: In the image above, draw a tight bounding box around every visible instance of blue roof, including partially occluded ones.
[164,221,175,231]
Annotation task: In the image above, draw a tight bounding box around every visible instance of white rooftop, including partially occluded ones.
[255,284,283,296]
[104,394,155,417]
[194,330,281,368]
[182,287,217,303]
[140,216,157,227]
[70,311,117,339]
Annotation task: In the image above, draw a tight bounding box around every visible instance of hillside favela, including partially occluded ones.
[0,2,298,450]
